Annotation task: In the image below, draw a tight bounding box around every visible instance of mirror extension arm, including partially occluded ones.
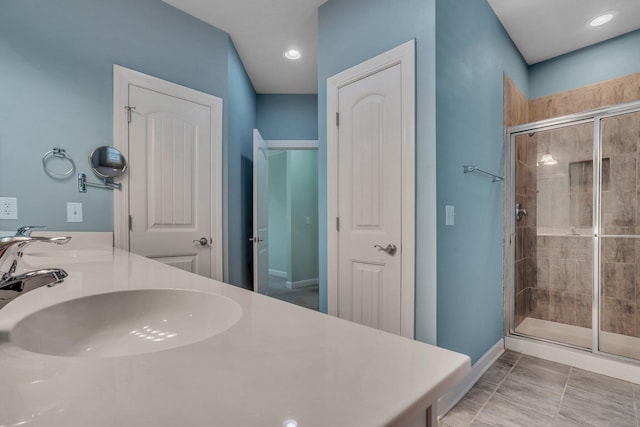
[78,173,122,192]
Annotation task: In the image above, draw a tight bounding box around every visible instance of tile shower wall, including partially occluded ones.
[505,75,532,328]
[600,111,640,338]
[514,135,536,328]
[529,73,640,122]
[532,235,592,328]
[528,123,594,330]
[506,73,640,338]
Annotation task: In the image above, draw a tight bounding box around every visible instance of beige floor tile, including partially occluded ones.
[472,393,555,427]
[446,352,640,427]
[495,374,563,414]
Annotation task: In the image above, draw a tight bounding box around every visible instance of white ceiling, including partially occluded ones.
[162,0,326,94]
[162,0,640,94]
[487,0,640,65]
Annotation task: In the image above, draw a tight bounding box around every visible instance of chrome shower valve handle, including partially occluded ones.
[515,203,528,221]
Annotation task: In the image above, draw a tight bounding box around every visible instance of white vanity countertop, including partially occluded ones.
[0,247,470,427]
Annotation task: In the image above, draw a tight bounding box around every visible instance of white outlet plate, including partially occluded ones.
[67,202,83,223]
[0,197,18,219]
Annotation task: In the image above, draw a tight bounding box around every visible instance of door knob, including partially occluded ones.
[249,236,264,243]
[374,243,397,255]
[193,237,209,246]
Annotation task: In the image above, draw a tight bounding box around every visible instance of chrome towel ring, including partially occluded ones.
[42,147,76,179]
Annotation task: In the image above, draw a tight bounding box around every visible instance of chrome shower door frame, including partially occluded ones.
[505,99,640,362]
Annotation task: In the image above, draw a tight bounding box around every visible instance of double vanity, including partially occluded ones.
[0,233,469,426]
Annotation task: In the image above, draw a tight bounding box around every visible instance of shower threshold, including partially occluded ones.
[515,317,640,360]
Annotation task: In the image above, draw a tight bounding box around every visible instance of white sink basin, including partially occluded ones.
[10,289,242,358]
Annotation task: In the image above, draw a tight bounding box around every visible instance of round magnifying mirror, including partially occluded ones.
[89,146,127,180]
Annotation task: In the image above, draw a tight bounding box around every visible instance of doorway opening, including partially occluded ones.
[252,135,319,311]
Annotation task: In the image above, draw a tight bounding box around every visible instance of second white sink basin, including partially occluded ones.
[10,289,242,358]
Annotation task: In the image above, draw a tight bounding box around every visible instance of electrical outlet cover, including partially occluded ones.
[0,197,18,219]
[67,202,83,223]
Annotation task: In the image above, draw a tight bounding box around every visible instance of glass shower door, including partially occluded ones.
[512,121,594,349]
[598,110,640,360]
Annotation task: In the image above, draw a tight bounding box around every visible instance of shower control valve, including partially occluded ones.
[515,203,528,221]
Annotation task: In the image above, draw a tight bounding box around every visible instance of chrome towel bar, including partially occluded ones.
[463,165,503,182]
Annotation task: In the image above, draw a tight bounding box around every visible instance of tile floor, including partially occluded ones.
[267,274,319,310]
[440,351,640,427]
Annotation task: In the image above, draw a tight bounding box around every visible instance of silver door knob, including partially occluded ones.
[193,237,208,246]
[374,243,397,255]
[249,236,264,243]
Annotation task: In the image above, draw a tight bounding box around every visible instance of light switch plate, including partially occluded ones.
[67,202,83,223]
[445,205,455,226]
[0,197,18,219]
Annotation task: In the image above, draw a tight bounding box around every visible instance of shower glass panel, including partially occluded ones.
[513,122,594,349]
[599,110,640,361]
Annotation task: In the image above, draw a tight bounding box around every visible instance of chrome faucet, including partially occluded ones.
[0,236,71,309]
[15,225,47,237]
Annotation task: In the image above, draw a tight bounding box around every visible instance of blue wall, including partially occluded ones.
[529,30,640,98]
[318,0,527,362]
[256,95,318,140]
[435,0,527,363]
[0,0,229,232]
[0,0,257,287]
[318,0,438,343]
[227,41,257,287]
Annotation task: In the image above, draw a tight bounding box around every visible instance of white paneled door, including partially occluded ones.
[328,42,415,338]
[336,63,404,334]
[128,84,216,277]
[252,129,270,295]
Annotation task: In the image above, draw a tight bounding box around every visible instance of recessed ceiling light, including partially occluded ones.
[284,49,301,60]
[587,11,617,28]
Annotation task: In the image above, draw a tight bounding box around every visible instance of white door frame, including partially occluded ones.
[252,138,319,292]
[327,40,416,339]
[112,64,224,281]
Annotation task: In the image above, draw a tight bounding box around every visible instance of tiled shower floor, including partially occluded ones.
[440,351,640,427]
[516,317,640,360]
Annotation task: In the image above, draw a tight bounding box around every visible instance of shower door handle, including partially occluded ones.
[515,203,528,221]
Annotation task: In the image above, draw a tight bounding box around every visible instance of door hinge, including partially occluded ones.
[129,215,132,231]
[336,112,339,127]
[336,217,340,231]
[125,105,136,123]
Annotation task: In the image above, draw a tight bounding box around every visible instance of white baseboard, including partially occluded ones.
[286,278,318,289]
[438,339,504,418]
[268,269,287,279]
[505,335,640,385]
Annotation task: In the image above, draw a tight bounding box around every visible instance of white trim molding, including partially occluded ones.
[326,39,416,339]
[286,278,319,289]
[505,335,640,385]
[268,269,288,279]
[265,140,318,149]
[438,339,505,418]
[112,64,224,281]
